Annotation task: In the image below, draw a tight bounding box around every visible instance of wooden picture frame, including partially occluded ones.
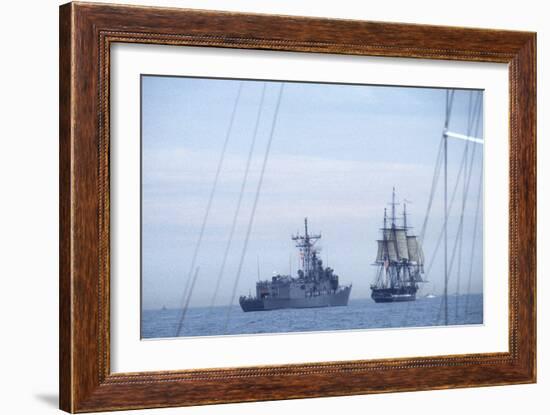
[59,2,536,412]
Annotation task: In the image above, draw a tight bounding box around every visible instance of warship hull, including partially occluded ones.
[240,286,351,312]
[371,286,417,303]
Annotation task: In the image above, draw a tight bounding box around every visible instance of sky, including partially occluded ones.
[141,75,484,310]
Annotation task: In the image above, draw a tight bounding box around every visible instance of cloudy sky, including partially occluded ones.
[141,76,484,310]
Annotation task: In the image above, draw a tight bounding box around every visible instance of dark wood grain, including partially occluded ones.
[59,2,536,412]
[59,3,73,411]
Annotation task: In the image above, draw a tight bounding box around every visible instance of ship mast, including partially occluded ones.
[383,207,389,286]
[443,90,453,326]
[391,186,397,227]
[389,187,401,267]
[374,189,425,290]
[292,218,321,279]
[403,202,407,230]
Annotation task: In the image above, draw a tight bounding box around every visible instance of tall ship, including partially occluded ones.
[371,188,426,303]
[240,218,352,312]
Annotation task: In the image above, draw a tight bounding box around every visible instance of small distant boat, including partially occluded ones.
[161,305,167,311]
[425,293,436,299]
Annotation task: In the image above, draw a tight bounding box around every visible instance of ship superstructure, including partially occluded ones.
[370,188,425,302]
[239,218,351,312]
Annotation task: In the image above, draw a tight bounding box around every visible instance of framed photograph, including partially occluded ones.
[59,2,536,412]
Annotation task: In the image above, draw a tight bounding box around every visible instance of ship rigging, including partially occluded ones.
[370,89,484,323]
[370,188,425,302]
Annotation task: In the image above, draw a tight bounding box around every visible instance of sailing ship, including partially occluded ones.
[239,218,352,312]
[370,188,426,302]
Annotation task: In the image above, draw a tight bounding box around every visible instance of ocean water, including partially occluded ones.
[141,294,483,339]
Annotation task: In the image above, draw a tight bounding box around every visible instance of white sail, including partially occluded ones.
[395,229,409,260]
[386,239,398,261]
[380,228,408,261]
[376,240,385,262]
[406,235,424,265]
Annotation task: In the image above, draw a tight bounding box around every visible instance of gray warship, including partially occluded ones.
[370,188,426,303]
[239,218,352,312]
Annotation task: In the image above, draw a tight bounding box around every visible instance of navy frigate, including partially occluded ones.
[370,188,426,302]
[239,218,352,312]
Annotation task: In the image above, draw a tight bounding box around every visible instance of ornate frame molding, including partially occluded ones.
[60,2,536,412]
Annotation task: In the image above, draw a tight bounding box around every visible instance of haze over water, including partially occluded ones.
[142,294,483,339]
[141,77,484,311]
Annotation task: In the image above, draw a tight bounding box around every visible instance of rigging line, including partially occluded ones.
[404,160,444,325]
[438,218,468,321]
[427,140,479,292]
[423,160,464,279]
[403,90,454,326]
[438,105,482,322]
[208,83,267,312]
[174,267,200,337]
[442,89,455,325]
[403,90,453,327]
[465,153,484,315]
[452,94,482,314]
[467,90,475,135]
[454,92,482,318]
[453,128,471,319]
[419,136,444,244]
[423,98,481,282]
[453,92,476,309]
[464,93,483,316]
[438,220,468,322]
[444,131,483,144]
[223,83,285,333]
[174,82,244,337]
[445,90,456,128]
[443,90,455,326]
